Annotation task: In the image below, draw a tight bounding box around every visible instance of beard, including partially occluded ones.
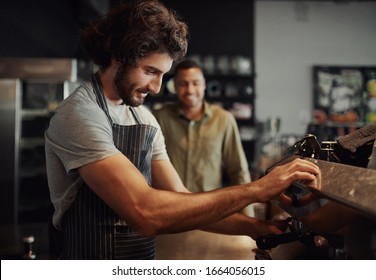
[114,64,145,107]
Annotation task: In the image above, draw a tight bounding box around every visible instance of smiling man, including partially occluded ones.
[45,0,321,260]
[153,59,251,192]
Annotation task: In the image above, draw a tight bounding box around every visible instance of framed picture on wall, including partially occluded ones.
[312,65,376,125]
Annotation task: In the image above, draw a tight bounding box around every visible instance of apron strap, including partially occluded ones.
[91,72,143,125]
[129,107,142,124]
[91,73,114,124]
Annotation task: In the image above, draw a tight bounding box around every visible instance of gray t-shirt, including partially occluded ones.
[45,81,168,229]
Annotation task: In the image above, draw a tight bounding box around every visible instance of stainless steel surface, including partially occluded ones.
[0,79,21,224]
[0,58,77,82]
[270,155,376,219]
[0,58,77,224]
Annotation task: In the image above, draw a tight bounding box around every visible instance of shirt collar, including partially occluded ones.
[177,100,212,120]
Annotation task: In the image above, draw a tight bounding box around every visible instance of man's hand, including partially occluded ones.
[247,218,290,240]
[252,158,321,203]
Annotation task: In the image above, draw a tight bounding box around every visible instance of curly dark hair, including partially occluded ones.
[80,0,189,69]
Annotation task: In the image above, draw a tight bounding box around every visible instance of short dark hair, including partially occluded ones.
[174,59,204,76]
[80,0,189,69]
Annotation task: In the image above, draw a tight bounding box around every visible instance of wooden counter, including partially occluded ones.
[156,230,257,260]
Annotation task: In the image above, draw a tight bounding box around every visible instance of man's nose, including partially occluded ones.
[186,83,195,93]
[149,75,163,94]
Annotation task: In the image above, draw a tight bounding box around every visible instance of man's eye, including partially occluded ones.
[144,68,156,75]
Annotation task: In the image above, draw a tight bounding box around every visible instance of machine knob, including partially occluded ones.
[293,134,321,159]
[22,235,36,260]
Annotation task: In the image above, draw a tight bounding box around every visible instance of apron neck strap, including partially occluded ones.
[91,72,143,125]
[91,72,114,124]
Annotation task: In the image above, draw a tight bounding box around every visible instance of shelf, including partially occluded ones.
[309,121,365,128]
[21,109,52,119]
[162,73,254,80]
[146,95,253,103]
[20,138,45,149]
[306,122,368,142]
[19,166,47,178]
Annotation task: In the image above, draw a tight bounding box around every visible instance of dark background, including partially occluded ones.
[0,0,254,59]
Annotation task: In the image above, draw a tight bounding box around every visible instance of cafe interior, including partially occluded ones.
[0,0,376,260]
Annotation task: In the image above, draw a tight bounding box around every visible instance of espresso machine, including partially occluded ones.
[255,125,376,259]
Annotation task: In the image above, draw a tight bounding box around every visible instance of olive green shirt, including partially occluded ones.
[368,140,376,169]
[153,102,251,192]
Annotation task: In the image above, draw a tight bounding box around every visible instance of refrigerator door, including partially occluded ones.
[0,79,21,224]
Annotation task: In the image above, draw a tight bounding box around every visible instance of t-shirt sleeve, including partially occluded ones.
[45,96,120,174]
